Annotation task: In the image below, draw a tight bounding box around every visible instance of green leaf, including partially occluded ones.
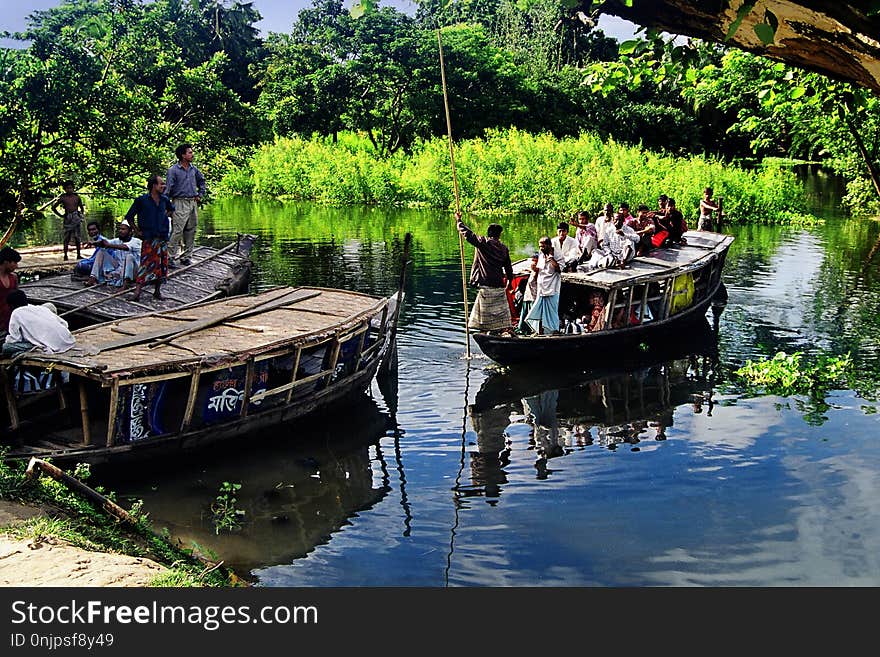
[789,86,805,99]
[726,1,756,41]
[754,22,776,46]
[618,40,640,55]
[764,10,778,32]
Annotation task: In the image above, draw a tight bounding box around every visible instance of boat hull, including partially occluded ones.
[6,357,384,467]
[474,290,720,366]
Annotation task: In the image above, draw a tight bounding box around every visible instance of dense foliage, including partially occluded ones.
[219,128,811,220]
[0,0,877,220]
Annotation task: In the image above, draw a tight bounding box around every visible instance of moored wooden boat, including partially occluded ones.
[18,234,256,327]
[473,231,733,366]
[1,283,403,466]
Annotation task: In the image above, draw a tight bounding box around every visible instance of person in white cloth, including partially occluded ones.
[85,218,142,288]
[2,290,75,356]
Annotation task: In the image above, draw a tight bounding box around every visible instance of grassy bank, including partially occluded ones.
[216,128,814,223]
[0,454,240,587]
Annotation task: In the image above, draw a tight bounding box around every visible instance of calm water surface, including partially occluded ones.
[77,193,880,586]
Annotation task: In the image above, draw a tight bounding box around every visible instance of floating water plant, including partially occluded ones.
[734,351,852,396]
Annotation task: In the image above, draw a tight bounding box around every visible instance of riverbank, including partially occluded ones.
[0,458,241,588]
[0,499,168,586]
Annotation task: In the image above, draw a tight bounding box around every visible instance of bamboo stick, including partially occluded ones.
[437,29,470,359]
[26,458,139,526]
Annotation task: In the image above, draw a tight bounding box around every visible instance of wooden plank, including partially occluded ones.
[240,358,255,418]
[119,370,192,386]
[106,379,119,447]
[285,347,302,404]
[83,291,293,355]
[624,286,634,325]
[78,379,91,446]
[2,368,20,430]
[180,367,202,432]
[147,289,320,349]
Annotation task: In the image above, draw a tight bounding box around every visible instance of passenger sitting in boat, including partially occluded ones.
[456,212,515,334]
[571,211,598,259]
[599,211,638,269]
[617,202,634,225]
[73,221,106,278]
[2,289,75,356]
[627,204,656,255]
[584,289,606,332]
[654,197,688,246]
[0,246,21,339]
[525,236,564,335]
[85,219,142,289]
[551,221,582,272]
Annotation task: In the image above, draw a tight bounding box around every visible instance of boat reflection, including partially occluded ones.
[112,395,394,575]
[464,316,721,495]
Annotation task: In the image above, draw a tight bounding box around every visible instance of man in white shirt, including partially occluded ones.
[599,212,639,268]
[86,219,143,288]
[525,236,566,334]
[3,290,75,355]
[550,221,582,272]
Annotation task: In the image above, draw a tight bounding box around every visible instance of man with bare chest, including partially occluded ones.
[52,181,85,260]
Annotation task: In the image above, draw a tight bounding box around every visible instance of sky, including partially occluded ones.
[0,0,638,45]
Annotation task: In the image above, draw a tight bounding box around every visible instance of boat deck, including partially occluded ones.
[18,236,255,323]
[6,286,389,382]
[514,231,734,290]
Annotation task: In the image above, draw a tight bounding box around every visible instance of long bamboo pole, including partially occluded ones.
[437,28,471,359]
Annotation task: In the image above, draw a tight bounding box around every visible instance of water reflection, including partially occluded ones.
[463,317,720,496]
[117,396,394,575]
[88,185,880,586]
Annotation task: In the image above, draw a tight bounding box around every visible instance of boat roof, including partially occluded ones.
[514,230,734,290]
[18,236,256,321]
[6,286,388,382]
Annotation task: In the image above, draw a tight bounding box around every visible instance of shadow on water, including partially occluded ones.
[102,394,396,576]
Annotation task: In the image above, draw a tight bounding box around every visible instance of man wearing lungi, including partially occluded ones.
[456,213,514,333]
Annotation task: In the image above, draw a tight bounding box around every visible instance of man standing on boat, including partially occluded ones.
[456,213,515,333]
[525,236,565,334]
[126,174,175,302]
[166,143,206,267]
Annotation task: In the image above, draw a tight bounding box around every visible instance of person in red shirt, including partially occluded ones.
[0,246,21,337]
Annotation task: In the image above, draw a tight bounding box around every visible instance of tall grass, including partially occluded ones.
[216,128,811,223]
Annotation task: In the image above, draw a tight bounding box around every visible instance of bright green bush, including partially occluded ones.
[221,128,813,222]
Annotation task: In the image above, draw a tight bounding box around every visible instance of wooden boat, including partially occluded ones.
[473,230,734,366]
[1,282,404,466]
[17,234,256,327]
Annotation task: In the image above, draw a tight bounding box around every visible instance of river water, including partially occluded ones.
[74,189,880,586]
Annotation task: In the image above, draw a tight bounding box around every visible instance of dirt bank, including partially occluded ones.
[0,499,168,587]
